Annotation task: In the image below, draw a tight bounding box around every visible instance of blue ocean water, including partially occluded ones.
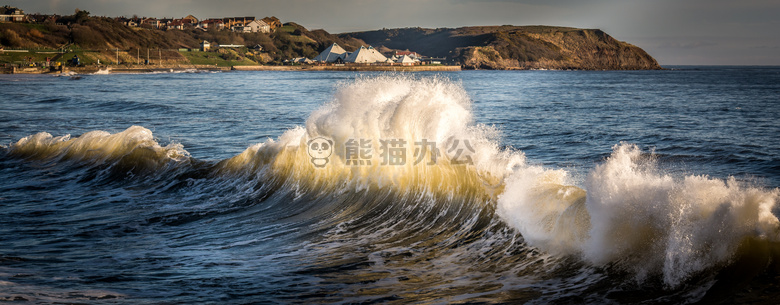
[0,67,778,303]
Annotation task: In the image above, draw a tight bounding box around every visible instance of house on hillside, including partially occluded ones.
[129,18,141,27]
[198,19,225,30]
[223,16,255,29]
[142,18,160,28]
[159,18,173,28]
[200,40,211,52]
[246,20,270,33]
[261,17,281,30]
[313,43,348,63]
[25,14,54,23]
[231,25,249,33]
[0,5,25,22]
[233,20,270,33]
[182,15,199,24]
[167,20,184,30]
[117,17,141,27]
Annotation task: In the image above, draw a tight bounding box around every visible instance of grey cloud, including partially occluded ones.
[658,41,718,49]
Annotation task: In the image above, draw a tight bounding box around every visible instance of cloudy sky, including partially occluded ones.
[9,0,780,65]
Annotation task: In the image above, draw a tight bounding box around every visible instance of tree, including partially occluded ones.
[75,10,90,23]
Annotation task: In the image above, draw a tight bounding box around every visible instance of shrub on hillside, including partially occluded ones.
[0,29,23,47]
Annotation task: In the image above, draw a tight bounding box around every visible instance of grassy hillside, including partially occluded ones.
[0,13,365,65]
[341,26,661,70]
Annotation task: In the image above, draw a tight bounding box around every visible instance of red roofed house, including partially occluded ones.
[167,19,184,30]
[198,19,225,30]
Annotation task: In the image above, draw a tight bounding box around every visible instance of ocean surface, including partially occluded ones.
[1,67,779,303]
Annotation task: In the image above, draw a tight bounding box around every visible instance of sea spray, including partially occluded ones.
[584,143,779,286]
[498,142,780,286]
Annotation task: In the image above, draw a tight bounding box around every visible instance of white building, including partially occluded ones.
[246,20,271,33]
[344,46,387,64]
[396,55,415,66]
[0,6,24,22]
[313,43,348,63]
[232,20,270,33]
[290,57,314,64]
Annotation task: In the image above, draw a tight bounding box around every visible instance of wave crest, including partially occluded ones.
[6,126,189,176]
[220,75,524,198]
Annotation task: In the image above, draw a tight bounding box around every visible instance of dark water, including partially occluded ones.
[0,67,778,303]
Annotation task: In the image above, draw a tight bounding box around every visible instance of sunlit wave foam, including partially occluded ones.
[218,75,523,200]
[6,126,189,177]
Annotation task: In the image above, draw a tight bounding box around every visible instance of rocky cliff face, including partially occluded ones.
[342,26,661,70]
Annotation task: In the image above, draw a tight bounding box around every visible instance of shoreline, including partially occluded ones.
[231,65,461,72]
[1,64,461,74]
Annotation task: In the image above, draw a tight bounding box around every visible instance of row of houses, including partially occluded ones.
[115,15,278,33]
[309,43,429,66]
[0,5,278,34]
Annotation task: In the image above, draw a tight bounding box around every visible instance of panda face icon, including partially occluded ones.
[307,136,333,168]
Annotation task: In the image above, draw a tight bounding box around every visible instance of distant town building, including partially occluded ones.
[198,19,225,30]
[200,40,211,52]
[396,55,416,66]
[289,57,314,64]
[141,18,160,28]
[246,20,270,33]
[223,16,255,29]
[167,20,184,30]
[158,18,173,28]
[25,13,56,23]
[344,46,387,64]
[313,43,348,63]
[116,17,141,27]
[182,14,198,24]
[261,16,281,30]
[394,50,421,59]
[232,19,270,33]
[0,5,25,22]
[218,44,245,48]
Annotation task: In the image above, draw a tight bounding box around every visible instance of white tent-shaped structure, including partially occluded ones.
[291,57,314,64]
[344,46,387,64]
[396,55,415,66]
[313,43,348,63]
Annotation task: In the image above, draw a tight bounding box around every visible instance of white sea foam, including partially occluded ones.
[499,143,780,286]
